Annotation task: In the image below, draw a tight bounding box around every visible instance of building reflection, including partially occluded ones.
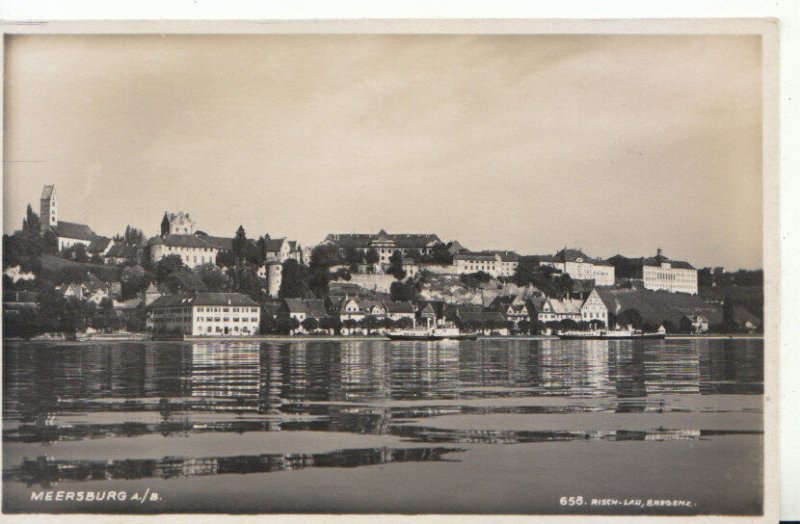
[10,447,464,488]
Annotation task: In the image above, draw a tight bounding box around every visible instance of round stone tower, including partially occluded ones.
[267,261,283,298]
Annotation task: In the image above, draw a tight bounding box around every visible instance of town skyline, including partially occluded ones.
[3,34,763,270]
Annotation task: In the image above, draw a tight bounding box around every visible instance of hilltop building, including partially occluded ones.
[607,249,698,295]
[536,248,615,286]
[453,250,519,277]
[264,237,304,263]
[39,185,97,250]
[322,229,442,264]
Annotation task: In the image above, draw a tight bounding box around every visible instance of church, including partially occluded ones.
[40,185,97,251]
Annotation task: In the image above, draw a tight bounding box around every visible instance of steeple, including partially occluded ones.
[40,184,57,231]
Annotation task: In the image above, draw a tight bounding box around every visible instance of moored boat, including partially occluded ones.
[558,329,665,340]
[76,331,153,342]
[386,326,478,341]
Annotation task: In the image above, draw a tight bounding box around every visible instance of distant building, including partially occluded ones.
[488,295,530,328]
[322,229,442,264]
[537,248,615,286]
[264,238,304,263]
[162,211,195,235]
[536,296,584,325]
[147,235,219,268]
[147,292,260,336]
[39,185,98,251]
[681,314,709,334]
[607,249,698,295]
[453,251,519,277]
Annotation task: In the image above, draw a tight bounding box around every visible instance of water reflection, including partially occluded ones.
[3,338,764,486]
[7,447,464,488]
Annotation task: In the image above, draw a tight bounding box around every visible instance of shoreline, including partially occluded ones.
[4,334,764,343]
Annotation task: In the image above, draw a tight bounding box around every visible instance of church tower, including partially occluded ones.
[40,185,57,232]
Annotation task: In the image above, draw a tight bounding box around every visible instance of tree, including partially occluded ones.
[365,248,380,265]
[216,250,237,268]
[397,317,414,329]
[301,317,320,333]
[390,279,417,302]
[517,319,531,335]
[160,212,170,237]
[156,254,186,282]
[429,242,454,264]
[120,265,149,299]
[196,263,230,292]
[164,269,206,293]
[360,315,381,335]
[3,308,40,339]
[308,245,341,297]
[342,318,358,335]
[344,247,365,266]
[23,204,41,233]
[279,259,309,298]
[123,226,145,246]
[617,308,643,330]
[230,263,264,302]
[387,250,406,280]
[91,297,123,332]
[232,226,248,261]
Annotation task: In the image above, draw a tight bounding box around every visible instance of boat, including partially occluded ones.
[386,326,478,341]
[75,331,153,342]
[557,329,665,340]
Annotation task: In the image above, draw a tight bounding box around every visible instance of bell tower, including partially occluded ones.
[40,185,57,231]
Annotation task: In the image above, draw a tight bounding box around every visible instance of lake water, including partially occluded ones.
[2,338,763,515]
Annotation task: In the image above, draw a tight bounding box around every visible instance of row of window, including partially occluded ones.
[196,317,259,323]
[197,306,258,313]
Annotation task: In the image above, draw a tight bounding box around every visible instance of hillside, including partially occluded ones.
[597,287,723,325]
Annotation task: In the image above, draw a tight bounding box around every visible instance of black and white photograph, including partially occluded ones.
[0,17,780,521]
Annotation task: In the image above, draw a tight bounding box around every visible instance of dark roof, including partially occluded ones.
[55,221,96,241]
[454,252,497,262]
[147,292,257,309]
[87,237,112,254]
[609,252,695,271]
[265,238,287,251]
[478,250,519,262]
[283,298,309,314]
[305,299,329,318]
[324,231,441,250]
[148,234,216,249]
[383,301,415,314]
[554,248,591,262]
[203,236,233,251]
[105,242,138,258]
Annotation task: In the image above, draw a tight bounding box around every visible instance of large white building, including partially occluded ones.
[453,251,519,278]
[148,235,219,268]
[39,185,98,251]
[146,292,260,336]
[607,249,698,295]
[537,248,615,286]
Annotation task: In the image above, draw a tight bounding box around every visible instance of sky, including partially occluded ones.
[3,34,763,270]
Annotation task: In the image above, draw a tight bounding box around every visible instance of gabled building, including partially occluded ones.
[383,301,416,324]
[264,238,304,263]
[147,292,260,336]
[147,234,219,268]
[536,296,584,325]
[322,229,442,264]
[87,237,113,258]
[488,295,531,328]
[579,288,609,326]
[536,248,615,286]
